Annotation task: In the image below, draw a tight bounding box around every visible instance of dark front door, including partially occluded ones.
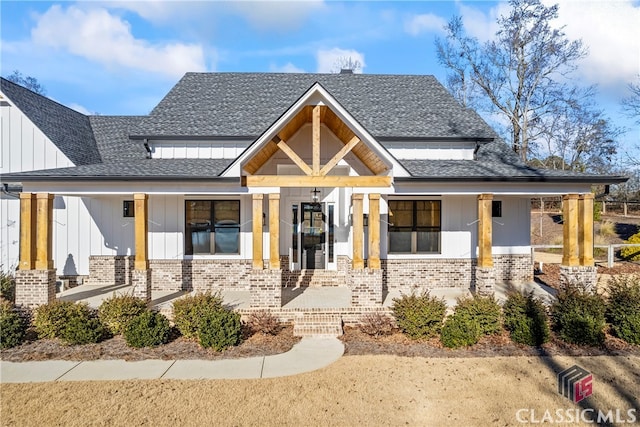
[301,202,325,269]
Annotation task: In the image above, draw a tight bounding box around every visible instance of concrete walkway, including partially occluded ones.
[0,337,344,384]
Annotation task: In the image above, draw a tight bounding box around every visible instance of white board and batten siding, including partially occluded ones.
[0,98,74,272]
[149,140,249,159]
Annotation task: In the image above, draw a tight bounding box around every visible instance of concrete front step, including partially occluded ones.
[293,313,344,337]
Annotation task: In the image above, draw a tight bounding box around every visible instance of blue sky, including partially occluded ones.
[1,0,639,158]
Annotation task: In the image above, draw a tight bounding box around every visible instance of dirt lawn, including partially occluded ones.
[2,355,638,426]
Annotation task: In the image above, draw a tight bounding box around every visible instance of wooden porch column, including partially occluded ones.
[252,194,264,269]
[18,193,36,270]
[352,194,364,269]
[269,193,280,269]
[35,193,54,270]
[478,194,493,268]
[579,193,594,267]
[134,193,149,270]
[368,194,381,269]
[562,194,579,266]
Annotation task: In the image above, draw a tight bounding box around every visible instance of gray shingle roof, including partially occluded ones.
[1,77,102,166]
[4,159,233,180]
[398,141,623,181]
[132,72,500,140]
[89,116,147,162]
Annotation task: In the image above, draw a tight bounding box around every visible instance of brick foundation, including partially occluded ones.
[493,254,533,283]
[475,267,495,295]
[15,269,56,308]
[131,269,152,302]
[559,265,597,291]
[86,256,133,286]
[349,269,383,306]
[249,269,282,308]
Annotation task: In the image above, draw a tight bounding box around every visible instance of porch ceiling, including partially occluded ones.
[242,105,389,178]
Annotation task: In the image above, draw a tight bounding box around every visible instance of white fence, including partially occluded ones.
[531,244,640,268]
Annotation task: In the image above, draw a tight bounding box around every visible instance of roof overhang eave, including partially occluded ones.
[1,176,240,183]
[395,175,629,184]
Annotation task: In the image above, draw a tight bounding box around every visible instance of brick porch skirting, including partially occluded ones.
[86,254,533,293]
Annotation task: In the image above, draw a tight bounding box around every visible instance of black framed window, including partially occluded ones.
[185,200,240,255]
[123,200,134,217]
[492,201,502,218]
[388,200,441,254]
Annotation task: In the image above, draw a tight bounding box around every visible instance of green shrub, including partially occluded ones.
[123,310,171,348]
[172,292,224,339]
[440,313,481,348]
[34,301,105,345]
[197,308,242,351]
[454,295,502,335]
[98,294,147,335]
[0,300,26,349]
[503,292,550,346]
[391,291,447,339]
[60,316,106,345]
[620,231,640,261]
[246,310,281,336]
[606,275,640,345]
[551,284,606,346]
[0,270,16,303]
[593,201,602,222]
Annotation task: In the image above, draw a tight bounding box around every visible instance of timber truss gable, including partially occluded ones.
[223,82,409,188]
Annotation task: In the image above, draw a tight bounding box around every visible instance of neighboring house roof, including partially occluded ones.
[0,77,102,166]
[131,72,500,140]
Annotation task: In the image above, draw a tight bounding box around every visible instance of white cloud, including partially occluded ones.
[546,0,640,90]
[30,5,208,79]
[458,2,511,42]
[67,102,92,115]
[228,1,325,31]
[269,62,306,73]
[405,13,447,36]
[316,48,366,73]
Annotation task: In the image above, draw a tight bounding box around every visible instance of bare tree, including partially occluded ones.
[622,76,640,125]
[535,90,620,173]
[5,70,46,95]
[436,0,587,162]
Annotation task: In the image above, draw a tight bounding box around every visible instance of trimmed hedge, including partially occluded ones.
[123,310,171,348]
[172,292,224,339]
[551,284,606,346]
[503,292,549,346]
[606,275,640,345]
[98,294,148,335]
[391,291,447,339]
[34,301,105,345]
[453,295,502,336]
[441,313,481,348]
[0,300,26,349]
[197,309,242,351]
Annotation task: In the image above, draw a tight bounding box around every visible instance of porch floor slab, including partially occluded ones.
[382,288,472,308]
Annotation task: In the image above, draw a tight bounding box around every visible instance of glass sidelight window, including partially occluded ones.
[185,200,240,255]
[388,200,441,254]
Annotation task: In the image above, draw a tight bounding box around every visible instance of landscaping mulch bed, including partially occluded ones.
[3,324,638,362]
[0,326,301,362]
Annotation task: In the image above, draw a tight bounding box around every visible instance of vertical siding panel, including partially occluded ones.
[1,106,11,172]
[10,114,22,172]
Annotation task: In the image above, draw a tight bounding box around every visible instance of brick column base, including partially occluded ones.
[559,265,597,291]
[15,269,56,308]
[131,269,152,303]
[475,267,495,296]
[349,268,383,306]
[250,269,282,308]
